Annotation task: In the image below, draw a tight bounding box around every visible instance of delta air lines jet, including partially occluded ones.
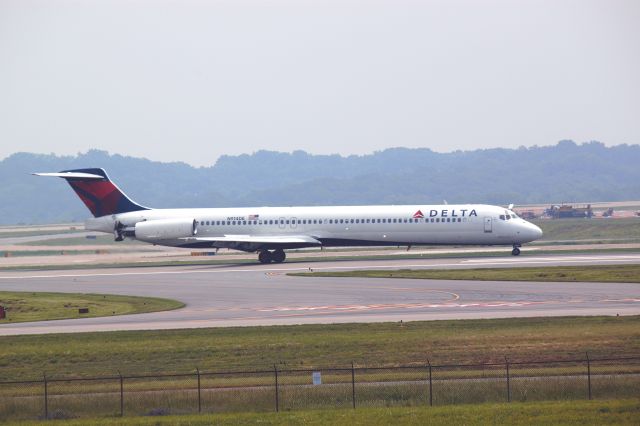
[34,168,543,263]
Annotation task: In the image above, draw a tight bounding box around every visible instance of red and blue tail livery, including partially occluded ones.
[33,168,148,217]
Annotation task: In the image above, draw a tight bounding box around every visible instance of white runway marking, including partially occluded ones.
[465,255,640,263]
[0,254,639,280]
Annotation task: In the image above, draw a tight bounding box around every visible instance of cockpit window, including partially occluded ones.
[499,215,505,220]
[506,215,511,220]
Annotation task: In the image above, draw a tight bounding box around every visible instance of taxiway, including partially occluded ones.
[0,253,638,335]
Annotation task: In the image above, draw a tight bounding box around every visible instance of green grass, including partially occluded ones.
[0,316,638,380]
[20,235,147,246]
[0,249,107,257]
[534,218,640,241]
[0,229,83,238]
[290,264,640,283]
[4,399,639,425]
[0,291,184,323]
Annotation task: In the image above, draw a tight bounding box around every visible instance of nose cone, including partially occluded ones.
[532,223,543,240]
[525,222,543,241]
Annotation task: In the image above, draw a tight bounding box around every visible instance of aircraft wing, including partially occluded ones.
[180,234,321,251]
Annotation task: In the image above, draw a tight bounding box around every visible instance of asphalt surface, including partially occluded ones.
[0,253,639,335]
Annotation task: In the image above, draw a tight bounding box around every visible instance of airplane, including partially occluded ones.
[34,168,543,263]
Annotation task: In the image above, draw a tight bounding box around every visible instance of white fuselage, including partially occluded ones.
[86,204,543,250]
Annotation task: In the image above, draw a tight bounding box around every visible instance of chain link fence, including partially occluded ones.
[0,355,638,421]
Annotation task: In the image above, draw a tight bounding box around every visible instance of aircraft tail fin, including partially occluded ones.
[33,168,149,217]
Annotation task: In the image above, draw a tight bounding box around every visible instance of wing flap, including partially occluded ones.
[180,234,321,251]
[183,235,321,244]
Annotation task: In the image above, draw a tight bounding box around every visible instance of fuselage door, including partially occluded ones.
[484,217,493,233]
[290,217,297,229]
[279,217,286,229]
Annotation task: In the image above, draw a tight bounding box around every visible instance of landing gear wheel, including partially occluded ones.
[511,247,521,256]
[258,250,272,264]
[272,249,286,263]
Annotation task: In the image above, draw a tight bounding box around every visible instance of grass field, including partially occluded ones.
[0,229,83,238]
[533,217,640,241]
[4,399,639,425]
[0,316,638,380]
[0,291,184,323]
[20,235,147,246]
[0,249,110,257]
[290,264,640,283]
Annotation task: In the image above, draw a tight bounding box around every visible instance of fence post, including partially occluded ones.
[427,359,433,407]
[274,365,279,412]
[196,368,202,413]
[351,362,356,409]
[505,356,511,403]
[586,352,592,400]
[43,373,48,420]
[118,371,124,417]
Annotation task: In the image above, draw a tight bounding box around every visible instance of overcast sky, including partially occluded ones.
[1,0,638,166]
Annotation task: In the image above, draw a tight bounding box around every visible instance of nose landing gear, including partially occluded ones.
[511,245,521,256]
[258,249,286,264]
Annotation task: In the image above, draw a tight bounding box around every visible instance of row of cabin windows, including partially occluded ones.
[198,217,467,226]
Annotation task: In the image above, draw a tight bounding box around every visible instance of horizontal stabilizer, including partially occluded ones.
[33,172,105,179]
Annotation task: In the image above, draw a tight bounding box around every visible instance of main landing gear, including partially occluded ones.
[258,249,286,264]
[511,245,521,256]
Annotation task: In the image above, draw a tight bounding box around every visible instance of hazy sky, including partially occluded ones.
[1,0,638,166]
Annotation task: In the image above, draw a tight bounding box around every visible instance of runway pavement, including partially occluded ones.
[0,253,639,335]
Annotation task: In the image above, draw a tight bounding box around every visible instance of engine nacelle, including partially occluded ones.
[134,218,198,241]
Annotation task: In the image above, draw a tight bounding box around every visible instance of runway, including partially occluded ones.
[0,253,639,335]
